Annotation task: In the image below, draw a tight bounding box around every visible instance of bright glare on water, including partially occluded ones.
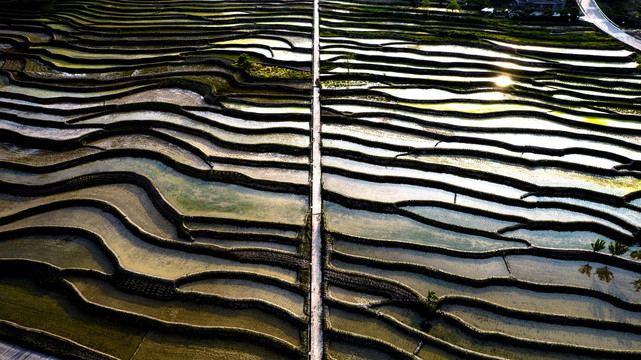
[494,75,512,87]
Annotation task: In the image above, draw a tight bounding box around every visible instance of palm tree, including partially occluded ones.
[608,241,629,257]
[590,239,606,252]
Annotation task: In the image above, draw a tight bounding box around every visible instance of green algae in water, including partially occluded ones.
[334,238,510,280]
[325,202,525,252]
[68,276,303,347]
[328,306,421,354]
[1,207,297,283]
[442,303,641,350]
[331,259,641,326]
[0,184,178,240]
[131,331,295,360]
[428,318,592,360]
[507,255,641,304]
[0,277,144,359]
[179,278,305,317]
[0,157,308,225]
[328,339,413,360]
[0,234,114,274]
[327,285,387,306]
[402,205,517,234]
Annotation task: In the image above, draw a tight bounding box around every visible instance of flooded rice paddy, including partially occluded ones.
[1,0,641,358]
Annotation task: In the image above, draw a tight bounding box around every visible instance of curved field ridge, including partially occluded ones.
[320,0,641,359]
[0,0,311,358]
[2,0,641,359]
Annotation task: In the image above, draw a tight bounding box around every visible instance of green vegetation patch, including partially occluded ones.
[0,235,114,274]
[249,65,312,80]
[178,278,306,317]
[327,339,399,360]
[0,277,145,359]
[325,202,524,252]
[132,331,294,360]
[234,53,311,80]
[0,157,309,225]
[328,306,421,354]
[69,276,303,347]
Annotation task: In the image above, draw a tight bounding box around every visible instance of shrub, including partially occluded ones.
[446,0,461,11]
[233,53,310,79]
[234,53,255,72]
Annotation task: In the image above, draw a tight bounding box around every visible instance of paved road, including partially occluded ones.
[309,0,323,358]
[576,0,641,51]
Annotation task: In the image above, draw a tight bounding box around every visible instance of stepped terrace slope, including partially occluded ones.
[0,0,312,358]
[1,0,641,359]
[320,0,641,359]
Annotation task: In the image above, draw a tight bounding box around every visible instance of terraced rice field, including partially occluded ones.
[320,0,641,359]
[1,0,641,359]
[0,0,311,358]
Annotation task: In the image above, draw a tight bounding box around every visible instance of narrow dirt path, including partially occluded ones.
[308,0,323,358]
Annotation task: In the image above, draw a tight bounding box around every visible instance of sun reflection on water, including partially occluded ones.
[494,75,512,87]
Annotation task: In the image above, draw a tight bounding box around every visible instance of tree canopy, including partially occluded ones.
[446,0,461,11]
[608,241,629,256]
[590,239,606,252]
